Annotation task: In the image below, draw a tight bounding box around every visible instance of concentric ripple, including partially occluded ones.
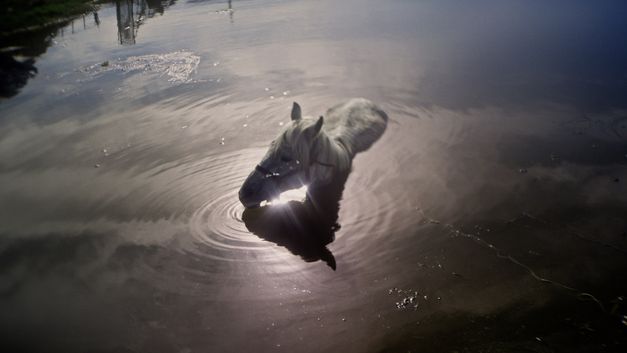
[179,147,323,278]
[181,117,420,274]
[186,147,281,263]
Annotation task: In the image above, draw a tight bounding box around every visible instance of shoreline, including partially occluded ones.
[0,0,99,37]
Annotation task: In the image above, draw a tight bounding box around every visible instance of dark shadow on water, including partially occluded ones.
[0,24,56,98]
[242,172,349,271]
[0,53,37,98]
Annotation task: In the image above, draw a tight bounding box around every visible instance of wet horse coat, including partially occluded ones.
[239,98,388,208]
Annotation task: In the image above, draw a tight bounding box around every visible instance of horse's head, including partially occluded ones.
[239,102,324,208]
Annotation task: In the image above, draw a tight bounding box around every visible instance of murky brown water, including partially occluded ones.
[1,0,627,352]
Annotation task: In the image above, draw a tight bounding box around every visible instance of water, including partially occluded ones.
[1,0,627,352]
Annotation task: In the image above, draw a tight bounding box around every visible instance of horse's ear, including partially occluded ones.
[314,115,324,134]
[291,102,302,121]
[305,116,324,139]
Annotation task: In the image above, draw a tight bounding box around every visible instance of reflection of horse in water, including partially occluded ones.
[242,173,347,270]
[240,98,388,269]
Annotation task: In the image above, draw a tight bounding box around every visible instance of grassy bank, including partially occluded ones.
[1,0,97,34]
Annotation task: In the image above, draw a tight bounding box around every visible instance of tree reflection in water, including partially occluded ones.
[0,0,178,97]
[116,0,177,45]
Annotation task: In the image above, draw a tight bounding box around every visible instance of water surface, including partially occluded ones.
[1,0,627,352]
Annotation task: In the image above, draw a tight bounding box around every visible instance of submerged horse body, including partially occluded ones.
[239,98,388,208]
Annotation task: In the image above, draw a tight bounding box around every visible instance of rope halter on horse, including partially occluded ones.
[254,135,347,185]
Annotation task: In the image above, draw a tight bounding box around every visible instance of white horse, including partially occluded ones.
[239,98,388,208]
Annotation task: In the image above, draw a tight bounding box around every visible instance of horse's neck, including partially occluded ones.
[313,131,350,165]
[309,132,351,185]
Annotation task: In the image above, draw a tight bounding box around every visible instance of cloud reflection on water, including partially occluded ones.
[1,0,627,352]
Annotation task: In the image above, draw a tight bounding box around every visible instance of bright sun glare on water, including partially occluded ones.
[261,185,308,206]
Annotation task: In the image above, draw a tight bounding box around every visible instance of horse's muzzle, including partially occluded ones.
[239,169,275,208]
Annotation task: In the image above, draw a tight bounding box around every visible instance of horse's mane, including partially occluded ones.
[280,99,387,184]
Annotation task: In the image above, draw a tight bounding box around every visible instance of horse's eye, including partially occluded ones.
[280,155,292,162]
